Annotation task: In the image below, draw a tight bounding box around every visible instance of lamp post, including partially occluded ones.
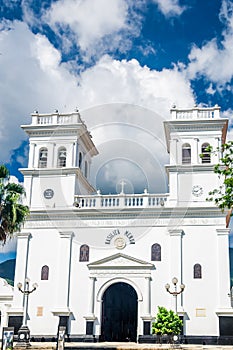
[165,277,185,313]
[16,278,38,346]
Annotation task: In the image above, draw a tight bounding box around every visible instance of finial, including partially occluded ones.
[34,110,38,113]
[75,107,79,112]
[171,103,176,109]
[54,109,58,113]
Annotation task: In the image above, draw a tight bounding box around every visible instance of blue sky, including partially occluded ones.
[1,0,233,257]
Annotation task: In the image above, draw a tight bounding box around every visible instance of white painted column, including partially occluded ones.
[52,143,56,167]
[169,139,178,165]
[13,232,31,306]
[145,277,152,316]
[89,277,96,316]
[56,231,74,310]
[194,138,199,164]
[28,143,36,168]
[168,229,184,311]
[216,228,231,308]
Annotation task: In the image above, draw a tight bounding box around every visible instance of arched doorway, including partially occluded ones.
[101,282,138,342]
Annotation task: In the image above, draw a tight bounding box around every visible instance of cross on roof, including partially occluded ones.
[120,180,126,194]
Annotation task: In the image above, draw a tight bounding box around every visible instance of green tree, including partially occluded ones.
[203,141,233,226]
[0,165,29,243]
[152,306,183,336]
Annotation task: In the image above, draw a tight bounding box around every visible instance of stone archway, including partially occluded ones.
[101,282,138,342]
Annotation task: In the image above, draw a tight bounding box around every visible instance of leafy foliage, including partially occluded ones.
[152,306,183,335]
[0,165,29,243]
[202,142,233,215]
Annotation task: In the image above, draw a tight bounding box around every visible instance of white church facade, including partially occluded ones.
[3,105,233,343]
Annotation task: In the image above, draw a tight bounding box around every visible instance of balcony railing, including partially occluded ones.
[171,105,220,120]
[31,111,83,125]
[74,192,169,210]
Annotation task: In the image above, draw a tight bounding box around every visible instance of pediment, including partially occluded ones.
[88,253,155,270]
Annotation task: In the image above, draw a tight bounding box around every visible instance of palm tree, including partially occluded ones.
[0,165,29,243]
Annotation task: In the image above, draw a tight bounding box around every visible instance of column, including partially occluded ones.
[13,232,31,307]
[194,138,199,164]
[85,277,97,335]
[142,277,152,335]
[168,229,184,311]
[89,277,96,316]
[216,229,231,308]
[28,143,36,168]
[169,139,178,165]
[145,277,151,316]
[56,231,74,310]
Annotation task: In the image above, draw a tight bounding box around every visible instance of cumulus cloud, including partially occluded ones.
[0,21,81,162]
[152,0,186,17]
[0,19,195,193]
[0,236,17,254]
[42,0,142,60]
[187,0,233,86]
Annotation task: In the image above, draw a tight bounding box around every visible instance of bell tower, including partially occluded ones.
[164,105,228,206]
[20,109,98,209]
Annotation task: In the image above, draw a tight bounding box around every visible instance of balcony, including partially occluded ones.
[74,192,169,210]
[171,105,220,120]
[31,110,83,126]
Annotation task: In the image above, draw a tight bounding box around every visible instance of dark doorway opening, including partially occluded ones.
[101,282,138,342]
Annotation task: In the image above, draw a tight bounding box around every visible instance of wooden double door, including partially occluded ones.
[101,282,138,342]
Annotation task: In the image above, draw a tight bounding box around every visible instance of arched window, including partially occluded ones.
[38,148,48,168]
[79,152,82,169]
[151,243,161,261]
[84,161,88,177]
[194,263,202,279]
[57,147,67,167]
[182,143,191,164]
[41,265,49,280]
[79,244,89,262]
[201,143,211,163]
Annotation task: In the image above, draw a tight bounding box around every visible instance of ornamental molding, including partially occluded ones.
[216,228,231,235]
[168,229,184,236]
[88,253,155,271]
[165,164,217,173]
[24,217,224,229]
[90,271,152,278]
[27,205,226,219]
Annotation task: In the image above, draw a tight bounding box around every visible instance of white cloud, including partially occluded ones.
[43,0,141,60]
[187,0,233,85]
[0,236,17,254]
[75,55,194,111]
[0,20,195,193]
[152,0,186,17]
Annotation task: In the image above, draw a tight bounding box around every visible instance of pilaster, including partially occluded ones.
[168,229,184,311]
[55,231,74,312]
[216,228,231,308]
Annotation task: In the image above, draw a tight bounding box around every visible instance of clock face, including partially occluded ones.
[192,185,203,197]
[43,188,54,199]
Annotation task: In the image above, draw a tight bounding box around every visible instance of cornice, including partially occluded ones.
[165,164,216,173]
[26,205,226,222]
[164,118,228,132]
[163,118,228,151]
[20,167,96,193]
[21,124,98,155]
